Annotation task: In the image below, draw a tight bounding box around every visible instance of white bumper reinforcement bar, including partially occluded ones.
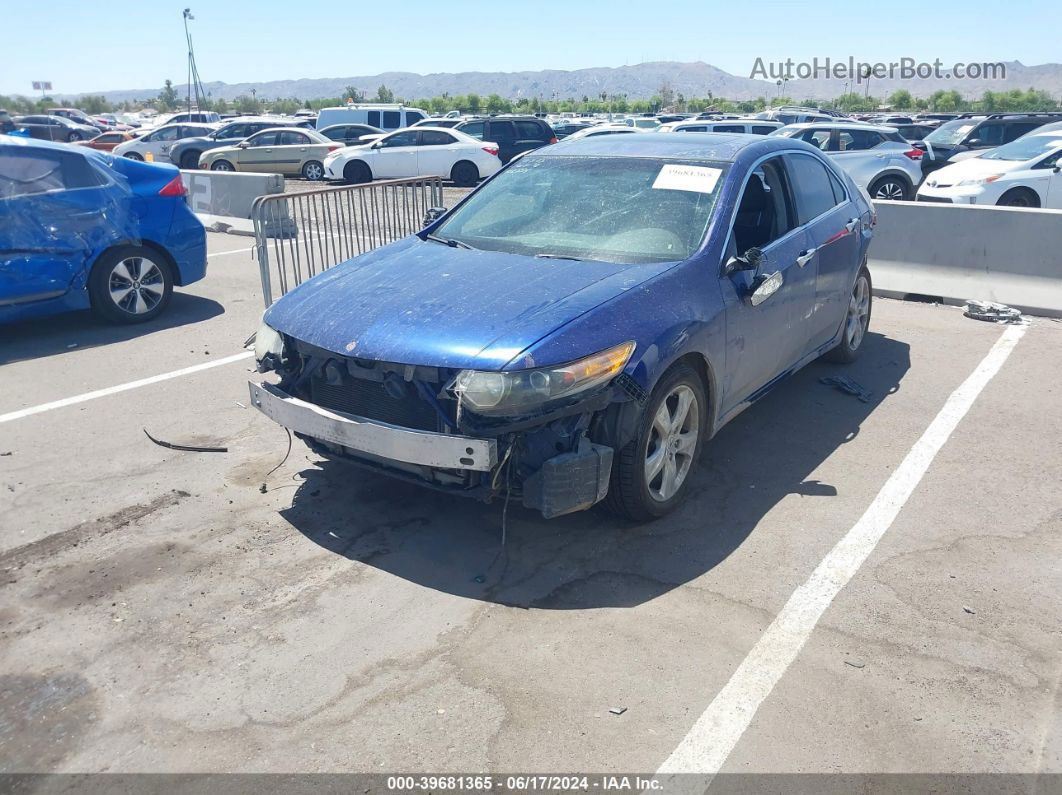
[248,381,498,471]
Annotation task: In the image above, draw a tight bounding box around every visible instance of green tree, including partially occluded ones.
[485,93,508,113]
[343,85,365,103]
[887,89,914,109]
[466,93,482,113]
[157,79,179,111]
[375,84,394,103]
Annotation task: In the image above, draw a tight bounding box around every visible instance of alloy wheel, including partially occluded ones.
[645,384,699,502]
[846,274,870,350]
[108,256,165,316]
[874,180,905,200]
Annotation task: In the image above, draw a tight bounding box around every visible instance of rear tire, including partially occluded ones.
[868,175,911,201]
[124,152,144,161]
[451,160,479,187]
[88,246,174,324]
[343,160,372,184]
[67,132,82,142]
[302,160,325,181]
[179,150,201,170]
[997,188,1040,208]
[210,160,234,172]
[601,363,706,522]
[825,267,872,363]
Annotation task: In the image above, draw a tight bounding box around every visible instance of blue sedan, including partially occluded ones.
[251,133,875,520]
[0,136,207,325]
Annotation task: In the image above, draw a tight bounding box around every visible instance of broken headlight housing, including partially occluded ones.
[254,321,285,372]
[452,341,635,416]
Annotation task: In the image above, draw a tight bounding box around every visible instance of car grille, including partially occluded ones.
[916,195,952,203]
[310,377,441,431]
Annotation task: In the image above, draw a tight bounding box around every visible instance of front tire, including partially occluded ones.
[302,160,325,181]
[602,364,706,521]
[88,246,174,324]
[996,188,1040,208]
[124,151,144,161]
[67,132,82,142]
[825,267,872,363]
[343,160,371,184]
[869,175,910,201]
[210,159,234,172]
[451,160,479,187]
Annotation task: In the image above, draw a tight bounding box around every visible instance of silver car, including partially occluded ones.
[771,122,924,200]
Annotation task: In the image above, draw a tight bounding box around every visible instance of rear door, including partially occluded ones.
[417,130,459,177]
[0,147,120,308]
[487,121,516,163]
[786,152,862,350]
[512,120,550,160]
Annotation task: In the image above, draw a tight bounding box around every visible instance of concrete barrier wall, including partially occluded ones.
[181,170,284,233]
[869,200,1062,318]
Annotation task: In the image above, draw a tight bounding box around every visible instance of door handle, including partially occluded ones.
[796,248,817,267]
[845,217,859,232]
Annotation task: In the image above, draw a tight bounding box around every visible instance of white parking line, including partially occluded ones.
[656,322,1027,786]
[0,351,254,425]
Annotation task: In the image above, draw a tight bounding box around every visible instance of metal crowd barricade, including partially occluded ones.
[250,176,444,307]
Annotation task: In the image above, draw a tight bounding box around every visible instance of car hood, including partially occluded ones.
[928,157,1022,183]
[263,236,677,370]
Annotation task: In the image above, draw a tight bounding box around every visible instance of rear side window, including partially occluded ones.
[786,153,841,224]
[421,130,455,146]
[678,125,707,132]
[382,111,401,128]
[489,122,515,142]
[404,111,425,124]
[0,149,103,198]
[1005,122,1041,142]
[712,125,744,133]
[367,111,381,127]
[751,125,777,135]
[459,121,485,140]
[515,120,546,139]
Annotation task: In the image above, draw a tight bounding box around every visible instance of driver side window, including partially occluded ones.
[731,157,796,255]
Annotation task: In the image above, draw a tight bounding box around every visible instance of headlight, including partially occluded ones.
[453,341,635,416]
[254,321,285,370]
[957,175,1002,186]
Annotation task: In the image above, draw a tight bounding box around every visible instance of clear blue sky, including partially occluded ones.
[3,0,1058,96]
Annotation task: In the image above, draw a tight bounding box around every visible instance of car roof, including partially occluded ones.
[0,134,107,159]
[538,132,776,162]
[780,121,898,133]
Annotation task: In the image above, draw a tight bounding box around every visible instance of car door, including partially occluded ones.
[1031,146,1062,209]
[236,131,280,172]
[487,121,516,163]
[276,130,318,175]
[785,152,862,350]
[513,120,549,160]
[720,155,815,410]
[0,147,120,309]
[368,130,419,178]
[143,125,180,161]
[417,130,458,177]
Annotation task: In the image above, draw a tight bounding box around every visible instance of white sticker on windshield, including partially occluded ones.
[653,164,722,194]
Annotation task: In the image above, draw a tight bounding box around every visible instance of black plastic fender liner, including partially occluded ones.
[522,439,614,519]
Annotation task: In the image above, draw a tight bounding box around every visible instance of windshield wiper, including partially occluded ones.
[423,233,473,250]
[535,253,584,261]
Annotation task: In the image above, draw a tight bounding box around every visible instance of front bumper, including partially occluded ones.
[248,381,497,471]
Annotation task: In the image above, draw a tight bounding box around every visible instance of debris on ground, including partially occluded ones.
[820,375,872,403]
[609,707,628,716]
[963,300,1022,324]
[143,429,228,453]
[844,659,866,669]
[235,401,247,409]
[963,605,976,615]
[0,451,11,457]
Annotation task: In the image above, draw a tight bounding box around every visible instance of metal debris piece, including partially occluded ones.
[962,605,976,615]
[609,706,628,715]
[0,451,11,457]
[819,375,872,403]
[844,660,866,669]
[964,300,1022,324]
[143,429,228,453]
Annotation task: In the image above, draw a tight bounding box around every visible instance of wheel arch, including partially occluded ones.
[869,169,914,192]
[87,240,182,296]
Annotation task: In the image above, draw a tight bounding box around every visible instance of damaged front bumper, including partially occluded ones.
[248,381,497,471]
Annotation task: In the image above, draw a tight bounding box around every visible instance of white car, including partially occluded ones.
[917,130,1062,207]
[112,123,219,163]
[623,117,661,130]
[563,124,645,141]
[324,127,502,187]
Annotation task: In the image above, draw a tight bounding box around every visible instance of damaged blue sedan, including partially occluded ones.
[250,134,875,520]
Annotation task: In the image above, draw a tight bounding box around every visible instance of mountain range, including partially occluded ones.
[58,60,1062,104]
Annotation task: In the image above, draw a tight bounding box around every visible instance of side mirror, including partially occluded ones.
[725,246,765,276]
[749,270,784,306]
[422,207,448,227]
[237,141,250,148]
[966,138,982,148]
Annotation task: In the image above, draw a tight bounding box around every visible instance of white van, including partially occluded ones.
[315,104,428,132]
[660,119,784,135]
